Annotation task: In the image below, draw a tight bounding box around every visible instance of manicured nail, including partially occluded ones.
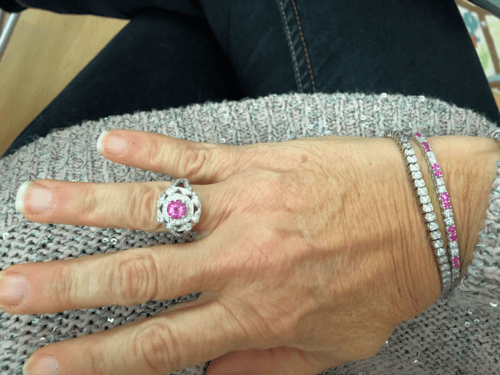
[15,181,31,214]
[24,356,61,375]
[96,130,108,154]
[0,272,28,309]
[97,130,128,156]
[16,182,52,214]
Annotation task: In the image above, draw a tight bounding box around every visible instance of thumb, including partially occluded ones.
[205,347,335,375]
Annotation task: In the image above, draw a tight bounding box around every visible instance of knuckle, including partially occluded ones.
[145,136,169,170]
[176,146,211,179]
[128,185,161,231]
[133,321,181,372]
[81,341,107,375]
[50,264,78,308]
[80,185,99,223]
[112,251,159,305]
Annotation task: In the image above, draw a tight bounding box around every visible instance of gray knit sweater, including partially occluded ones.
[2,92,500,375]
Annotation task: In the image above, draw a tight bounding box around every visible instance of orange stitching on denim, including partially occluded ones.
[290,0,316,92]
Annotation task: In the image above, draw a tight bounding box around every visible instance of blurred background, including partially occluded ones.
[0,0,499,157]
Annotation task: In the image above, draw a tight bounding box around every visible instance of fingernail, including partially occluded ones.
[96,130,108,154]
[24,356,61,375]
[97,130,128,156]
[15,181,31,214]
[0,272,28,309]
[16,182,52,214]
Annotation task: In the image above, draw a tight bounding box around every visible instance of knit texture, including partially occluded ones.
[1,91,500,374]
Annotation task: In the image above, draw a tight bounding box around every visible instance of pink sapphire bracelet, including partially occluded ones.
[411,133,460,283]
[385,131,452,293]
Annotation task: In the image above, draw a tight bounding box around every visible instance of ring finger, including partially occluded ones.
[15,179,222,236]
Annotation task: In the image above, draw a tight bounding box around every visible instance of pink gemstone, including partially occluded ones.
[167,200,187,219]
[440,193,449,201]
[448,225,456,233]
[432,165,442,177]
[443,201,451,209]
[423,142,431,152]
[415,133,421,137]
[452,256,460,269]
[450,233,458,241]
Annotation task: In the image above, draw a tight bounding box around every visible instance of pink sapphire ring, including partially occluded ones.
[157,178,201,238]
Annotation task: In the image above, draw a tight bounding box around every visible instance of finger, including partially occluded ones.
[205,347,333,375]
[0,237,222,315]
[97,129,250,185]
[23,301,242,375]
[15,179,225,235]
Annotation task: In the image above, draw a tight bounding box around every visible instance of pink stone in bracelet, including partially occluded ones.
[411,132,461,285]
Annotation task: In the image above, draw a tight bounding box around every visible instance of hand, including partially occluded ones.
[4,130,443,375]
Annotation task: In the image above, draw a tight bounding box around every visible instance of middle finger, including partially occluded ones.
[0,240,220,315]
[15,179,222,236]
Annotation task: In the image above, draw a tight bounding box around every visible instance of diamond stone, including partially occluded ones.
[430,230,442,240]
[406,155,418,164]
[440,262,451,272]
[443,209,453,218]
[404,148,415,156]
[427,221,439,231]
[425,212,436,222]
[437,185,447,194]
[444,217,455,226]
[419,195,430,205]
[409,163,420,172]
[411,171,422,180]
[416,187,428,196]
[433,239,444,249]
[442,269,452,280]
[421,203,433,213]
[414,179,425,188]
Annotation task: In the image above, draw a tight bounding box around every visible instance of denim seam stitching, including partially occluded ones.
[275,0,303,92]
[290,0,316,92]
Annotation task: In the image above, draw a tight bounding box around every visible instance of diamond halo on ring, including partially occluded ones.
[157,179,201,238]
